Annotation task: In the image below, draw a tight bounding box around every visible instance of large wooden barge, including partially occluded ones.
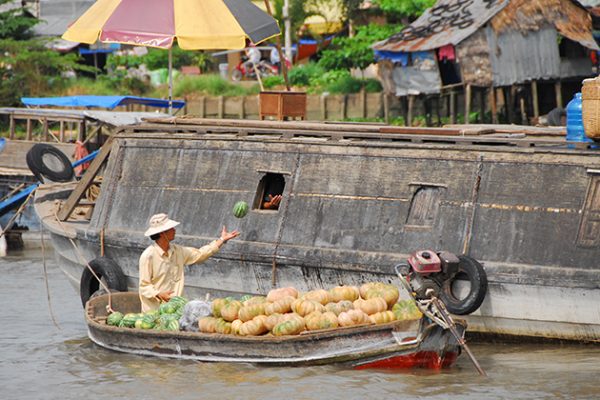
[34,118,600,342]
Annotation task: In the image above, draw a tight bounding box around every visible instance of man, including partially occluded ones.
[139,213,239,312]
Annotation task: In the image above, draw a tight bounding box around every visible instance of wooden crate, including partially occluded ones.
[259,91,307,121]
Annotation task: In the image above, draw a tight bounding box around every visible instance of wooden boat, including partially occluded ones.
[34,118,600,342]
[85,292,465,369]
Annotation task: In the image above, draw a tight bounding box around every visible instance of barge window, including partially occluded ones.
[253,173,285,211]
[577,175,600,247]
[405,186,443,228]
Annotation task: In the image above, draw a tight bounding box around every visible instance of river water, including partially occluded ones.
[2,249,599,400]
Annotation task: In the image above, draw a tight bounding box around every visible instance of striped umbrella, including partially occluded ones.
[62,0,281,113]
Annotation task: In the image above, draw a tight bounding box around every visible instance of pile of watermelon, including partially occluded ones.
[106,296,188,331]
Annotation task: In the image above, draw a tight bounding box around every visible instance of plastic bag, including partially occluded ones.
[179,299,212,332]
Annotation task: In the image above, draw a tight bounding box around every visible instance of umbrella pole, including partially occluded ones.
[168,47,173,115]
[263,0,290,91]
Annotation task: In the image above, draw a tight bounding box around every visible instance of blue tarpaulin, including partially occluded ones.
[21,96,185,110]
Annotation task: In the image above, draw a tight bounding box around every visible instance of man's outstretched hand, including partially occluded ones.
[220,226,240,243]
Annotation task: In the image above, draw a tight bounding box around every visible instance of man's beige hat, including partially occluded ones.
[144,213,180,237]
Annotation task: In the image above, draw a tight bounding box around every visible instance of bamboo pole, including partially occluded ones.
[532,80,539,119]
[263,0,290,91]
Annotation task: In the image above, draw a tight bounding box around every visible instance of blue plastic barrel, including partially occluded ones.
[566,93,593,144]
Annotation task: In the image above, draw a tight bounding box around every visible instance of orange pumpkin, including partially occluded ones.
[291,298,325,316]
[211,298,234,318]
[265,296,295,315]
[305,311,339,331]
[266,287,299,302]
[302,289,332,305]
[353,297,388,315]
[242,296,267,306]
[369,310,397,324]
[338,309,371,327]
[238,303,267,322]
[264,313,285,331]
[324,300,355,316]
[215,318,233,334]
[238,315,268,336]
[220,300,243,322]
[231,319,243,335]
[198,316,219,333]
[329,286,360,302]
[272,314,305,336]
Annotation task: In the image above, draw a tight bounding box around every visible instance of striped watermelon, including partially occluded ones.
[106,311,123,326]
[233,201,249,218]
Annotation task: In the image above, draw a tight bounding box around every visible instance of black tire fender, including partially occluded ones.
[26,143,74,183]
[440,255,488,315]
[80,257,128,307]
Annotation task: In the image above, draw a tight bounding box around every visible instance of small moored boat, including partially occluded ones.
[85,292,465,369]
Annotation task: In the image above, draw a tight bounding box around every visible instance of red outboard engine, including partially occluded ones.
[396,250,487,315]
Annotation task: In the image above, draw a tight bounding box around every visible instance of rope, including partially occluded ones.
[50,210,115,314]
[40,224,61,330]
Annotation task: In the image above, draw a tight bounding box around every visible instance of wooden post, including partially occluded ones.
[465,84,472,125]
[218,96,224,119]
[407,95,415,127]
[43,118,49,141]
[239,96,246,119]
[200,96,206,118]
[26,119,32,140]
[59,120,65,142]
[436,96,441,127]
[520,97,527,125]
[478,87,485,123]
[507,85,516,124]
[9,114,15,139]
[450,90,456,124]
[361,88,367,118]
[424,96,432,127]
[490,86,498,124]
[78,121,86,142]
[321,94,328,121]
[382,93,389,124]
[341,94,348,120]
[531,80,539,119]
[555,80,563,108]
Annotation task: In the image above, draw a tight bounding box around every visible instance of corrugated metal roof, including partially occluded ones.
[490,0,599,50]
[33,1,94,37]
[373,0,510,52]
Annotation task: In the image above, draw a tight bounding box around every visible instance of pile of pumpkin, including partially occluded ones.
[199,282,422,336]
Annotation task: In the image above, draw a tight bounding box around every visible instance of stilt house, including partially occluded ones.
[373,0,600,124]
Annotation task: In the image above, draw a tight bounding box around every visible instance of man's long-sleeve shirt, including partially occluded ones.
[138,240,220,312]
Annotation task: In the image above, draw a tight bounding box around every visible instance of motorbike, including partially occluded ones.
[231,60,278,82]
[395,250,488,315]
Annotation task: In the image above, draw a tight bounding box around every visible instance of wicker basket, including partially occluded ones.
[582,77,600,139]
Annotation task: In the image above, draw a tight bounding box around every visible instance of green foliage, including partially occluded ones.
[288,63,325,86]
[318,23,402,71]
[271,0,318,42]
[373,0,436,18]
[172,74,259,97]
[107,46,212,71]
[0,0,38,40]
[0,39,93,106]
[262,75,286,89]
